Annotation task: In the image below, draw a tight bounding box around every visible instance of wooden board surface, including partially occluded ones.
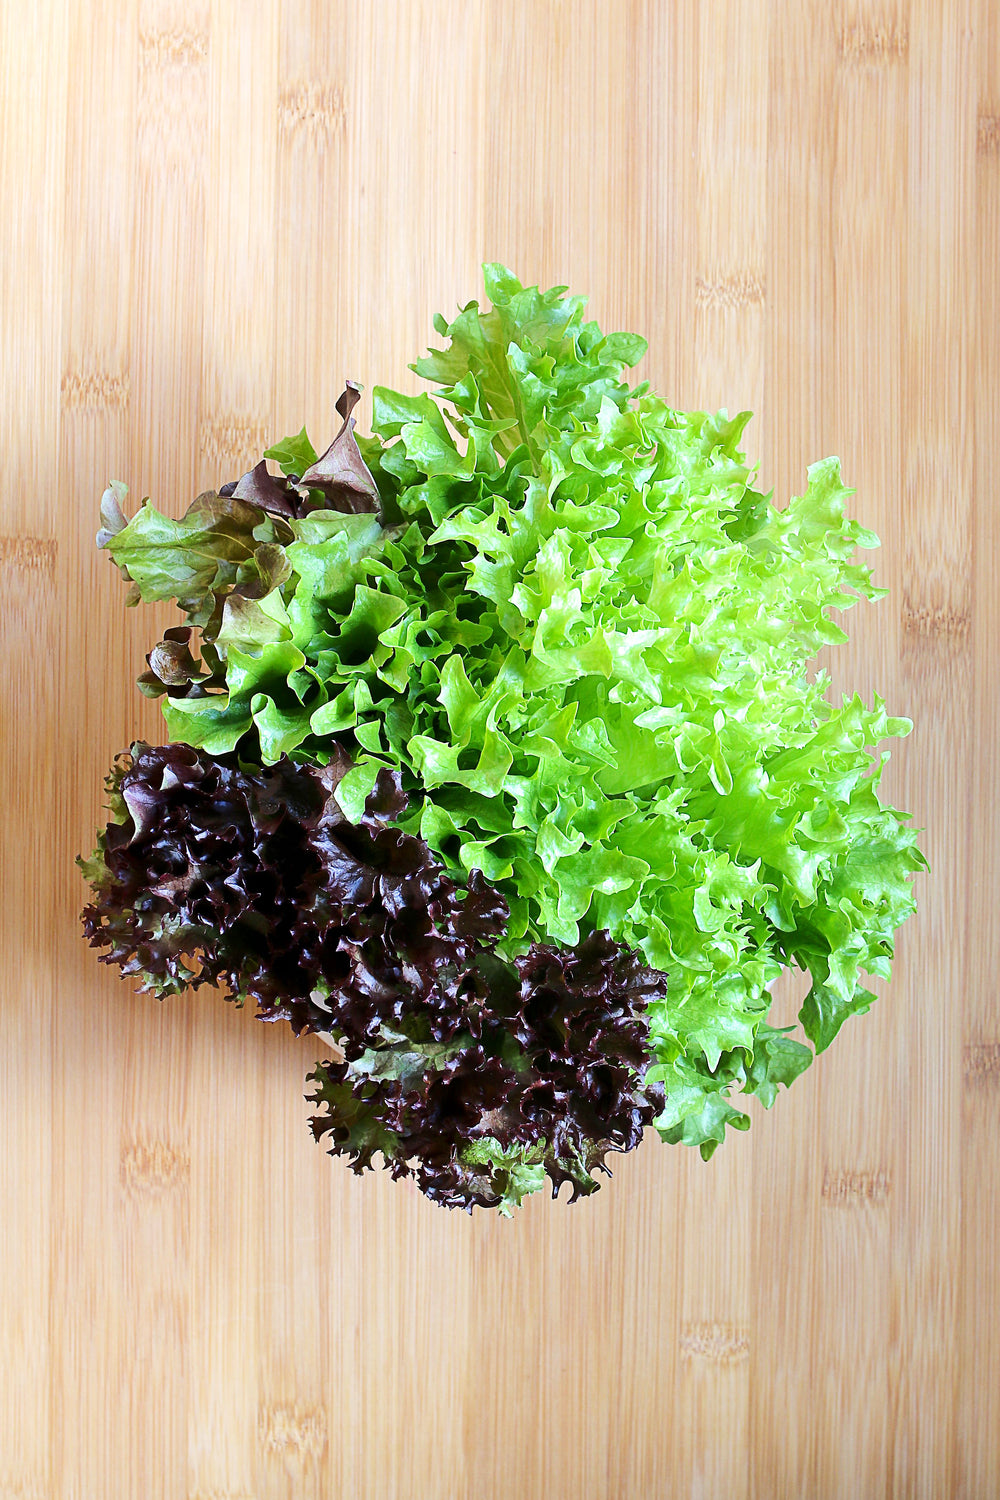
[1,2,997,1495]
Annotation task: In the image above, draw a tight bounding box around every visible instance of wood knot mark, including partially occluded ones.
[137,34,209,156]
[977,115,1000,155]
[0,536,56,573]
[838,18,908,65]
[695,272,765,310]
[140,27,209,67]
[200,416,269,475]
[679,1322,749,1363]
[964,1043,1000,1085]
[278,82,346,141]
[61,369,130,413]
[120,1139,190,1195]
[900,597,971,644]
[821,1167,891,1206]
[259,1404,327,1461]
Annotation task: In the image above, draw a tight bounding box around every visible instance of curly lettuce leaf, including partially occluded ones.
[99,487,289,626]
[263,426,319,477]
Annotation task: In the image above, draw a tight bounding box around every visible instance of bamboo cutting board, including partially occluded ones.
[1,2,997,1496]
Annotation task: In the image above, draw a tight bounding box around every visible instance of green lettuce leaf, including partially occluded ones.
[99,488,288,627]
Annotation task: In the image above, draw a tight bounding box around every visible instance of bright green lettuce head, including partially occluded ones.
[99,264,924,1160]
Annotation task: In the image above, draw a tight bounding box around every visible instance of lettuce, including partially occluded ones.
[88,265,924,1176]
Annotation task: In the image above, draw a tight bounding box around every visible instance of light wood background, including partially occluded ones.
[1,2,996,1496]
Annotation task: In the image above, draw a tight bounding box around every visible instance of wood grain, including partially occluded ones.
[1,2,996,1496]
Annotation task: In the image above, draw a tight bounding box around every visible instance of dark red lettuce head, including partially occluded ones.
[82,742,669,1212]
